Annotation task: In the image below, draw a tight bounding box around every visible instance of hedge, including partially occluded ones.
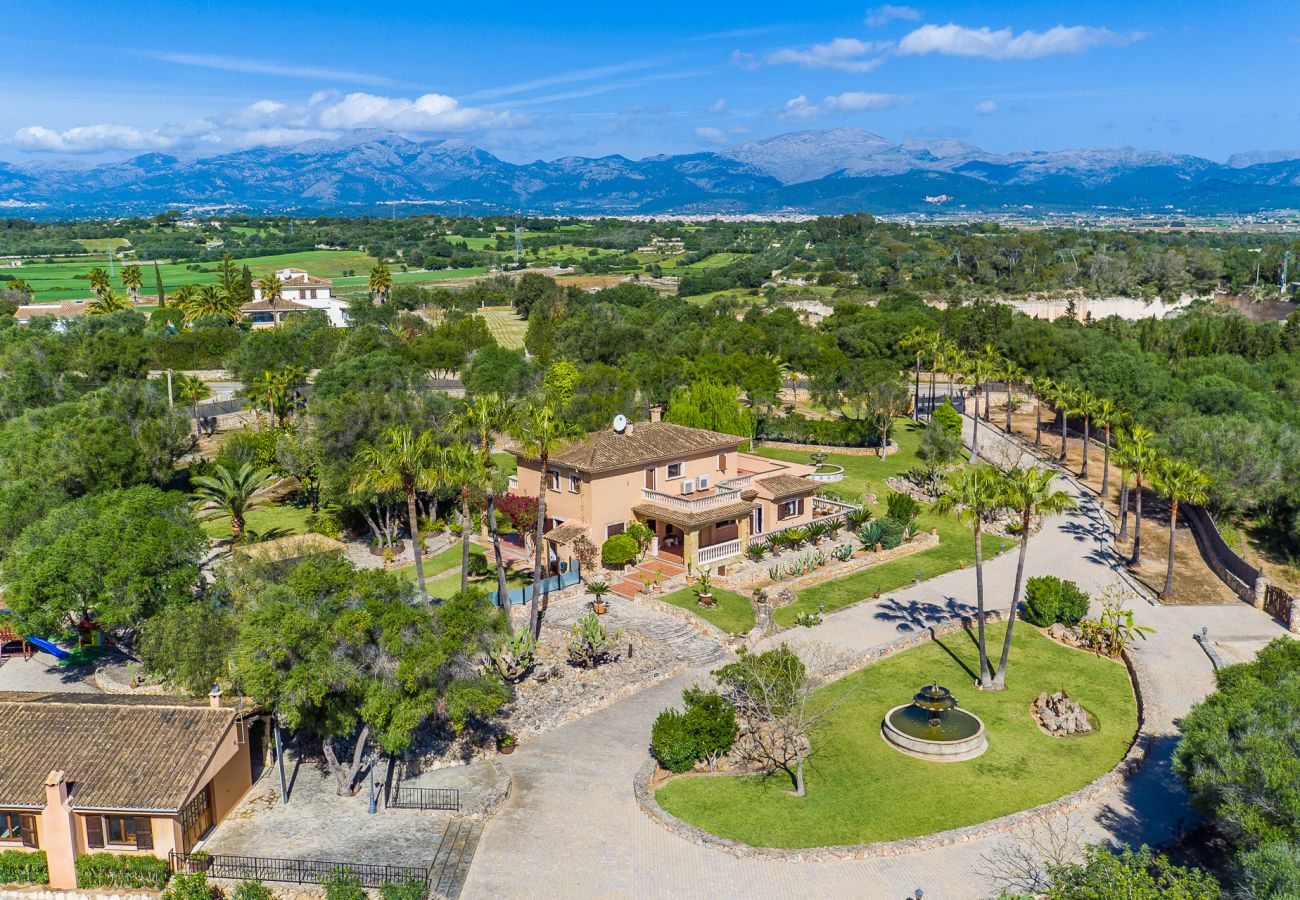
[0,850,48,885]
[757,414,885,448]
[76,852,170,890]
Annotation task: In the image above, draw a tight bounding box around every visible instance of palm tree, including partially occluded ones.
[440,443,488,594]
[179,284,242,324]
[933,466,1009,688]
[256,273,283,303]
[246,370,281,431]
[991,467,1077,689]
[999,360,1023,434]
[925,332,947,419]
[977,344,1003,421]
[88,290,130,314]
[1074,389,1098,480]
[191,462,277,540]
[512,402,582,638]
[1151,457,1211,598]
[967,357,996,462]
[1123,424,1159,565]
[350,426,440,603]
[1112,429,1136,544]
[274,365,308,426]
[1030,378,1055,450]
[899,326,932,421]
[1094,398,1122,497]
[456,393,519,611]
[1050,383,1076,462]
[120,265,143,303]
[87,267,110,296]
[174,373,211,432]
[369,264,393,305]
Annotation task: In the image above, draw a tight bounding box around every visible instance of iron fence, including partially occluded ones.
[168,851,428,889]
[387,786,461,811]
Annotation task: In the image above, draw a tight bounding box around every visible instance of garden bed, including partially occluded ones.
[658,587,755,635]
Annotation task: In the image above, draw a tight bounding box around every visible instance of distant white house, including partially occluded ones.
[245,268,349,328]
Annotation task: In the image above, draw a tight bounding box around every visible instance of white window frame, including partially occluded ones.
[779,498,803,520]
[568,473,581,493]
[666,461,684,480]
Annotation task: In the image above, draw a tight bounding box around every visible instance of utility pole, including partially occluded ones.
[1282,250,1291,299]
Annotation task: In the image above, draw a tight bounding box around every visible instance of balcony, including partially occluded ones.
[641,485,743,512]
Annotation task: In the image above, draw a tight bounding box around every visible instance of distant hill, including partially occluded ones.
[6,128,1300,218]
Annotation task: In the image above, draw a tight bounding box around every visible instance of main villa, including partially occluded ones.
[513,411,832,573]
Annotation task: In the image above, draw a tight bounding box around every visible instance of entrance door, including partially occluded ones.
[180,785,214,852]
[750,506,764,537]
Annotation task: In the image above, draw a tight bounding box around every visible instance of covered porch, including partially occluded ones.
[631,499,754,572]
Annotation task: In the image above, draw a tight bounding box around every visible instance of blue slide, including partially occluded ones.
[0,611,69,660]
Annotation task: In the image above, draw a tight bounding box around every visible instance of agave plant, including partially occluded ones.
[832,543,853,562]
[806,521,830,546]
[813,549,829,568]
[784,562,802,579]
[768,564,782,581]
[489,631,537,683]
[859,521,886,550]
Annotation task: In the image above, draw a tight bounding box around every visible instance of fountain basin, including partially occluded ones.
[881,704,988,762]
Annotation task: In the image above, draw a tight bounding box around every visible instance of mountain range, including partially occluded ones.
[6,128,1300,218]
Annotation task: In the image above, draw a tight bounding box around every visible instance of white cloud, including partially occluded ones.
[898,23,1146,60]
[13,123,178,153]
[865,5,921,27]
[778,92,911,122]
[974,99,999,116]
[709,98,729,114]
[695,126,729,144]
[762,37,891,73]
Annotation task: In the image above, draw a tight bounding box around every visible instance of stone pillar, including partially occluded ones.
[1289,597,1300,636]
[40,771,78,889]
[683,529,699,572]
[1253,575,1269,611]
[736,514,751,548]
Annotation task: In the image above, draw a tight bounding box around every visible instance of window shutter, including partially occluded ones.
[133,818,153,851]
[85,816,104,849]
[19,815,38,849]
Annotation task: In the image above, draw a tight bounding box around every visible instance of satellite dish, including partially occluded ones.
[613,414,628,433]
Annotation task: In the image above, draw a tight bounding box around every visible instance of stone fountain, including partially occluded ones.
[881,681,988,762]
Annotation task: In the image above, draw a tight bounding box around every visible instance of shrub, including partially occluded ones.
[379,878,429,900]
[162,873,215,900]
[1057,580,1090,626]
[875,516,905,550]
[76,853,170,890]
[0,849,47,884]
[932,399,963,437]
[650,708,697,773]
[1237,842,1300,900]
[745,543,766,561]
[466,553,491,578]
[601,533,638,566]
[884,492,923,533]
[681,687,738,769]
[1045,845,1218,899]
[323,869,365,900]
[1023,576,1062,626]
[232,880,274,900]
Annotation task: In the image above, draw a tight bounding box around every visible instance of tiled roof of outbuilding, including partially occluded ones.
[527,422,741,474]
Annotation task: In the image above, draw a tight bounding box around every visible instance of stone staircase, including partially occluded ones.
[609,557,687,598]
[550,597,729,668]
[427,818,482,900]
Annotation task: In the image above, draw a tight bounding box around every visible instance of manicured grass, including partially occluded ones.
[423,564,530,599]
[491,451,517,477]
[16,250,376,302]
[660,587,756,635]
[655,624,1137,848]
[757,421,1011,627]
[403,543,486,580]
[200,502,310,539]
[477,307,527,349]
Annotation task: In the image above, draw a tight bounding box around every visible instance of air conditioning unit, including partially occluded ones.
[697,475,711,491]
[680,479,696,495]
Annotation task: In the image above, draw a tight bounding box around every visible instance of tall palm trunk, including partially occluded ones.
[529,454,549,638]
[1131,475,1145,565]
[1163,499,1179,597]
[912,353,921,421]
[1059,410,1068,461]
[405,489,428,602]
[1118,472,1131,542]
[928,362,937,420]
[1101,427,1111,496]
[1034,396,1043,449]
[969,396,981,463]
[983,383,991,421]
[1080,415,1091,479]
[992,511,1031,690]
[487,488,509,614]
[460,486,473,593]
[1004,384,1013,433]
[973,524,992,687]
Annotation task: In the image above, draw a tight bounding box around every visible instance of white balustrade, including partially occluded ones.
[697,539,742,566]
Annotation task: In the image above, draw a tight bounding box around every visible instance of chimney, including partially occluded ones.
[649,405,663,423]
[44,770,68,807]
[209,684,223,709]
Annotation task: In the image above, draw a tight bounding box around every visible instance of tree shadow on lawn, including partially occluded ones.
[873,596,978,633]
[930,631,980,683]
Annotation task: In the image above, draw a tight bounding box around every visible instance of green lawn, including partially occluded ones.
[492,452,517,477]
[477,307,527,349]
[16,250,377,302]
[201,502,311,539]
[655,624,1137,848]
[396,542,486,581]
[660,587,755,635]
[758,421,1011,627]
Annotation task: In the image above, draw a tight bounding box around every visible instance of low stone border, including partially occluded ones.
[721,532,939,595]
[753,440,899,458]
[633,620,1151,862]
[623,593,741,645]
[462,758,513,821]
[0,892,158,900]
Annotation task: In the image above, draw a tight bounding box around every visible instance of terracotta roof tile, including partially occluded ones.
[631,500,756,530]
[0,692,239,811]
[756,474,818,500]
[240,298,313,313]
[529,422,741,475]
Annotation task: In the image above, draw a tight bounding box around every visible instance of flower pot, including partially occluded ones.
[696,592,715,607]
[592,600,608,615]
[497,740,516,755]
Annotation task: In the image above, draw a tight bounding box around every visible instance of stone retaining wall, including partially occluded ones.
[752,440,898,458]
[0,891,158,900]
[633,621,1151,862]
[720,532,938,595]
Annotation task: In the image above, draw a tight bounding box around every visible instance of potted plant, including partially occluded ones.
[588,580,610,614]
[694,570,716,607]
[497,734,517,755]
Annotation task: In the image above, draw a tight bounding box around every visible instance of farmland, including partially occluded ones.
[477,306,527,349]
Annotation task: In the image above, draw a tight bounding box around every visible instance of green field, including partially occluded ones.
[200,502,311,540]
[478,306,527,349]
[16,249,377,302]
[660,587,755,635]
[76,238,132,253]
[656,624,1137,847]
[757,421,1013,627]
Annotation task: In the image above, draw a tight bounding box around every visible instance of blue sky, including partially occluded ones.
[3,1,1296,164]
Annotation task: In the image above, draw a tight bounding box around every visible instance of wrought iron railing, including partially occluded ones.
[168,852,428,889]
[387,786,461,811]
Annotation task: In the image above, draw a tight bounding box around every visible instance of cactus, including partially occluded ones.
[567,612,625,668]
[489,630,536,683]
[768,564,781,581]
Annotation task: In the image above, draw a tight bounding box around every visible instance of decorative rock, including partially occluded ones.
[1047,623,1066,640]
[1032,690,1093,737]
